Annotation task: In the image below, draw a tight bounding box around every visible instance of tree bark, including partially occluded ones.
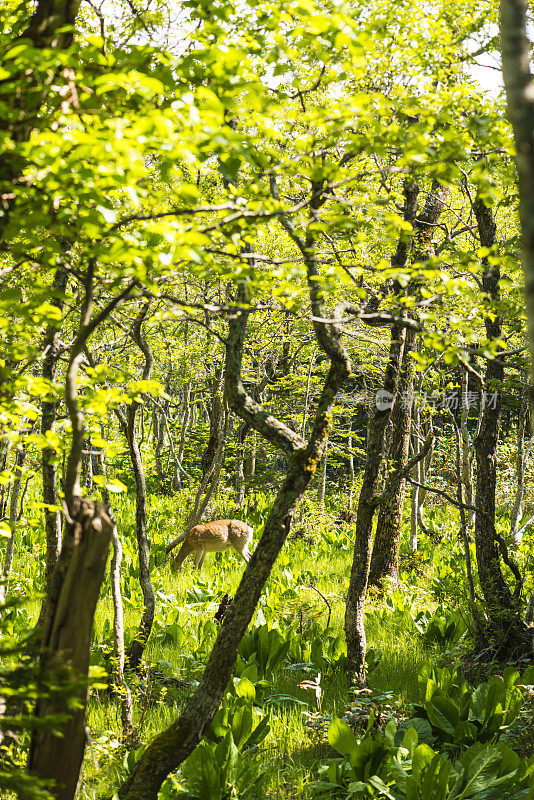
[117,188,351,800]
[460,370,476,527]
[317,433,328,505]
[409,403,421,553]
[348,419,356,513]
[235,424,247,507]
[345,323,406,686]
[1,443,28,601]
[367,179,450,588]
[153,407,166,486]
[0,1,82,241]
[345,179,420,687]
[473,196,529,649]
[368,328,415,587]
[28,498,112,800]
[416,416,434,536]
[500,0,534,396]
[201,369,225,477]
[93,449,133,739]
[121,304,156,672]
[27,249,134,799]
[510,395,531,544]
[177,382,191,471]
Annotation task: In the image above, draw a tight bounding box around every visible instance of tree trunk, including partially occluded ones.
[119,458,329,800]
[40,267,69,624]
[345,178,422,687]
[416,416,434,535]
[367,178,449,591]
[409,404,421,553]
[153,407,166,486]
[460,371,475,526]
[1,443,27,600]
[245,431,257,477]
[117,189,352,800]
[201,370,224,477]
[235,434,246,507]
[110,522,134,739]
[121,305,156,672]
[473,196,529,650]
[93,449,133,739]
[28,498,112,800]
[345,323,406,686]
[317,433,328,505]
[499,0,534,400]
[510,396,531,544]
[348,421,356,513]
[368,329,415,587]
[81,439,94,492]
[177,382,191,469]
[28,255,135,798]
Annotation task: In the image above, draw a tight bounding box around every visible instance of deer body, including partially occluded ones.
[170,519,253,571]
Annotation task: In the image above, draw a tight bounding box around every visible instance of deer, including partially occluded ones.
[169,519,254,571]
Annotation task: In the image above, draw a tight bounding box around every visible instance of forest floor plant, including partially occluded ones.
[2,489,533,799]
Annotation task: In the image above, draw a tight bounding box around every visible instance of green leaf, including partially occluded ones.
[327,717,358,757]
[230,704,253,750]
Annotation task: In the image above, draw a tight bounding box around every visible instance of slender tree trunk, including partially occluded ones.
[416,416,434,535]
[81,438,94,492]
[366,178,449,591]
[345,179,421,687]
[301,344,317,438]
[1,444,27,600]
[368,329,415,587]
[345,324,406,685]
[177,382,191,468]
[110,523,134,739]
[409,404,421,553]
[473,196,529,650]
[201,369,224,477]
[460,371,475,526]
[200,408,230,517]
[93,449,133,739]
[348,420,356,513]
[500,1,534,400]
[40,267,69,624]
[120,304,156,672]
[245,431,257,477]
[511,396,531,544]
[235,417,249,508]
[153,407,166,486]
[0,437,9,520]
[317,433,328,505]
[117,203,351,800]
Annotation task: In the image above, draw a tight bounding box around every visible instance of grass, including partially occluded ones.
[77,499,434,798]
[5,487,503,799]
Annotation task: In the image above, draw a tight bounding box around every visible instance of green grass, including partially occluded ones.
[5,488,492,799]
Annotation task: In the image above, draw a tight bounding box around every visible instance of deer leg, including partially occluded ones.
[194,549,206,570]
[236,545,251,563]
[171,542,193,571]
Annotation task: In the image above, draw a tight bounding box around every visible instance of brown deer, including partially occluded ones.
[170,519,254,571]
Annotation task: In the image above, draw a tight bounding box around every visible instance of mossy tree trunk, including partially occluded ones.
[473,197,530,652]
[117,303,156,673]
[117,180,354,800]
[367,179,449,591]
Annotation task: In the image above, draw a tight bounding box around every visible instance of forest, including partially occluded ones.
[1,0,534,798]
